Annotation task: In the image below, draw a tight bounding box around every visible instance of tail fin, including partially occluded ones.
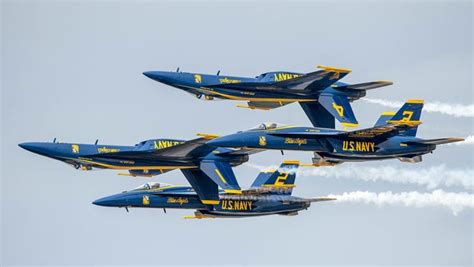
[374,112,396,127]
[388,99,424,136]
[300,102,336,129]
[318,94,358,128]
[250,160,299,195]
[200,160,241,194]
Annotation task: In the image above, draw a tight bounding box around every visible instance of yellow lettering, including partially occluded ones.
[349,141,355,151]
[355,142,361,151]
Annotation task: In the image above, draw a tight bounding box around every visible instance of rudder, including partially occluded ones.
[250,160,299,195]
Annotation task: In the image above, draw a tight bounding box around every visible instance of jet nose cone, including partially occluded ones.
[93,193,128,207]
[18,142,29,150]
[18,142,45,154]
[142,71,155,79]
[143,71,179,85]
[92,196,115,207]
[143,71,167,80]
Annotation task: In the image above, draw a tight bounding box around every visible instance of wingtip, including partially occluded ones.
[196,133,220,139]
[317,65,352,73]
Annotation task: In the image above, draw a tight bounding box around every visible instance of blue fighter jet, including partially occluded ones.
[143,66,393,128]
[93,161,335,218]
[206,100,464,165]
[19,135,256,193]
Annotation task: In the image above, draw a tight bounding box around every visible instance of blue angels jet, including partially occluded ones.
[206,100,465,165]
[19,135,255,193]
[143,66,393,128]
[93,161,335,218]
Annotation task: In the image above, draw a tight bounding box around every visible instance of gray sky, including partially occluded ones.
[1,0,473,265]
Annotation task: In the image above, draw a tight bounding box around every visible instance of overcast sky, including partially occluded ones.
[2,0,472,266]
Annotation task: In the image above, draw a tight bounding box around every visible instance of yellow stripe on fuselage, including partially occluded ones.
[201,200,220,205]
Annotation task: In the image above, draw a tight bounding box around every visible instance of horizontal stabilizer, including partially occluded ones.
[402,138,465,146]
[334,81,393,91]
[200,160,241,193]
[318,94,358,127]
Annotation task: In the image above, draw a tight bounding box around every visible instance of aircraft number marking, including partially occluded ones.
[401,111,413,122]
[332,102,344,117]
[274,172,289,186]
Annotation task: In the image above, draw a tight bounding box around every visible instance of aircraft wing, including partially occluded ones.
[206,66,351,93]
[269,121,421,139]
[84,138,215,160]
[401,138,465,146]
[268,131,342,139]
[333,81,393,91]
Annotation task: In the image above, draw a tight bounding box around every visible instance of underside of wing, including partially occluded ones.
[206,66,351,93]
[333,81,393,90]
[84,138,214,160]
[274,66,351,91]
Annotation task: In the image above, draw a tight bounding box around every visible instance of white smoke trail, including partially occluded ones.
[362,98,474,118]
[245,163,474,190]
[327,190,474,215]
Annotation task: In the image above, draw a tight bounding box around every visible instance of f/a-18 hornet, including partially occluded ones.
[206,100,464,165]
[19,135,256,193]
[143,66,392,128]
[93,160,335,218]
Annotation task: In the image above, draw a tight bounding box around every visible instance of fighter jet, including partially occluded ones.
[143,66,392,128]
[19,136,253,193]
[93,161,335,218]
[206,100,465,165]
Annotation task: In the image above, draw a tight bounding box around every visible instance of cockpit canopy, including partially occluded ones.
[249,122,287,131]
[132,182,170,191]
